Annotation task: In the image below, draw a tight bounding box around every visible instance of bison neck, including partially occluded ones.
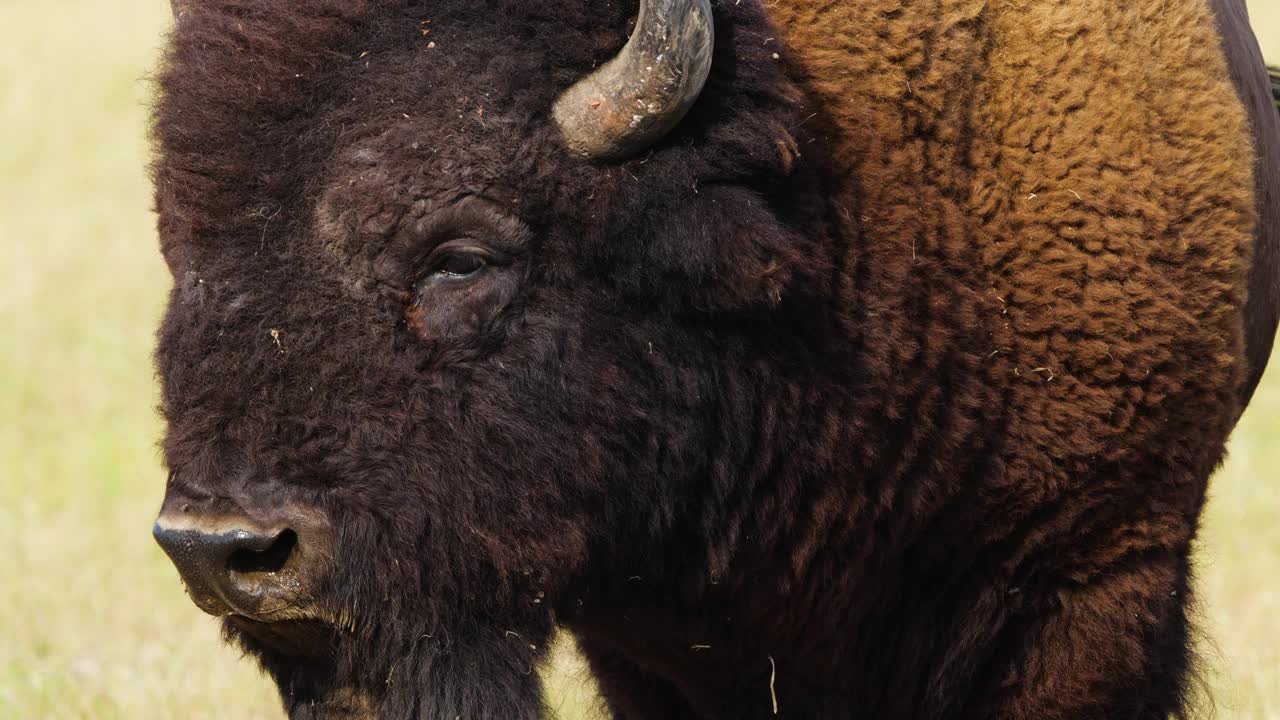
[569,0,1254,714]
[568,254,1006,717]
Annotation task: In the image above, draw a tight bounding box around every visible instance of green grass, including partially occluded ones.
[0,1,1276,718]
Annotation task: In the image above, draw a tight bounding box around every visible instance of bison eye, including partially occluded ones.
[431,251,487,279]
[405,239,518,341]
[419,242,504,287]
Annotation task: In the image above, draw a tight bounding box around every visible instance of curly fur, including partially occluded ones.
[149,0,1276,718]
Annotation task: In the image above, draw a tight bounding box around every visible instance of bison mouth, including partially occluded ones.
[228,614,346,661]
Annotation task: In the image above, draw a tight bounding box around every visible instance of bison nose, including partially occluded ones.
[153,517,310,619]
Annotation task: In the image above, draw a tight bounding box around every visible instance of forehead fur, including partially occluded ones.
[151,0,812,270]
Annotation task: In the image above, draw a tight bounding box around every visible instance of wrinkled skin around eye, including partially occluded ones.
[404,242,521,341]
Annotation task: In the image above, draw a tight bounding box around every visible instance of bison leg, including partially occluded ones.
[966,549,1196,720]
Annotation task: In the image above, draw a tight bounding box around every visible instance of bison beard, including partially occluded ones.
[149,0,1276,719]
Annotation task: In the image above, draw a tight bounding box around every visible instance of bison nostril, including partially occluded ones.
[228,529,298,575]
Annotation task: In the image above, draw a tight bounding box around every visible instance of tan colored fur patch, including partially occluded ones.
[767,2,1254,715]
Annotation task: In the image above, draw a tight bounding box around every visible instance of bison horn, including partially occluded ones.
[553,0,715,161]
[170,0,183,20]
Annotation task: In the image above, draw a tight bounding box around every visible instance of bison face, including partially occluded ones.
[150,0,824,716]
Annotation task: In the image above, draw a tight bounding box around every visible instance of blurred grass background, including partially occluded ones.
[0,1,1275,718]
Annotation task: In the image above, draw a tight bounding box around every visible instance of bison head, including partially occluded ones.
[151,0,831,716]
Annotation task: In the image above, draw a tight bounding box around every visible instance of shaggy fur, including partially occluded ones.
[149,0,1276,718]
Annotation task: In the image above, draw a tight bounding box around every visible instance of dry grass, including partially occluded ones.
[0,1,1275,718]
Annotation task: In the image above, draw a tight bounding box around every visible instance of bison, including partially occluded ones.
[149,0,1279,718]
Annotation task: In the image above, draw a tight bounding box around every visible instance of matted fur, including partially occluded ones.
[149,0,1272,718]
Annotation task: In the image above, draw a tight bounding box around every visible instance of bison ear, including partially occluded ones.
[692,187,812,311]
[611,185,813,312]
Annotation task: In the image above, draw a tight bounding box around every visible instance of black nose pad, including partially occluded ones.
[153,523,299,614]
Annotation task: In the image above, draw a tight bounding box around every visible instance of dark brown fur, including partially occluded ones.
[150,1,1276,718]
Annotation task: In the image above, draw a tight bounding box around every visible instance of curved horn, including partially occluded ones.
[553,0,715,161]
[170,0,183,20]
